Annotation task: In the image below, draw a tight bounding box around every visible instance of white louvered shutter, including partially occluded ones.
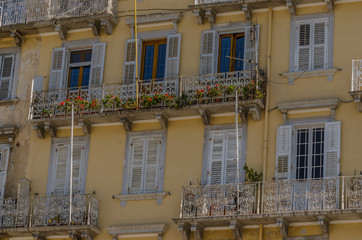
[71,144,84,194]
[129,138,144,194]
[165,34,181,78]
[225,130,242,184]
[123,39,142,83]
[296,22,311,71]
[0,55,14,100]
[208,131,225,185]
[275,125,293,180]
[144,137,161,193]
[53,144,69,195]
[324,121,341,177]
[313,20,327,69]
[89,42,106,86]
[245,25,259,71]
[49,47,67,90]
[0,147,10,198]
[200,30,217,75]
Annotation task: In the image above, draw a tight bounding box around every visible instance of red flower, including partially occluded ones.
[60,102,64,106]
[149,98,152,101]
[201,89,204,92]
[165,94,168,96]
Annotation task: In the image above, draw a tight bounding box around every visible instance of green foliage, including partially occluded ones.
[244,164,262,183]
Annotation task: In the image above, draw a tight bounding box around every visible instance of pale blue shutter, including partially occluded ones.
[275,125,293,180]
[245,25,259,71]
[165,34,181,78]
[200,30,217,75]
[49,47,67,90]
[324,121,341,177]
[89,42,106,86]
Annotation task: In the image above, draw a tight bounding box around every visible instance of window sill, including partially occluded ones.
[0,98,18,106]
[114,192,168,207]
[282,68,338,83]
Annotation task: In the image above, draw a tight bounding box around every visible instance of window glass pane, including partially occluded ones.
[84,51,92,62]
[219,36,231,73]
[296,129,309,179]
[156,44,166,79]
[82,66,90,87]
[312,128,324,178]
[69,68,80,88]
[70,53,82,64]
[143,45,155,80]
[235,36,245,71]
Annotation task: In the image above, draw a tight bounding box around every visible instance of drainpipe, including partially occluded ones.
[260,6,273,240]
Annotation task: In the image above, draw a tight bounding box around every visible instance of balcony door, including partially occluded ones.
[68,49,92,89]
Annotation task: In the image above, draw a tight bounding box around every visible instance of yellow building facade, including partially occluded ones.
[0,0,361,240]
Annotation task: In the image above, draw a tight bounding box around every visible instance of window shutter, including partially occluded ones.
[123,39,142,83]
[200,30,217,75]
[324,121,341,177]
[129,138,144,194]
[53,144,69,195]
[208,131,225,185]
[165,34,181,78]
[89,42,106,86]
[275,125,293,180]
[225,130,242,184]
[0,147,10,198]
[0,55,14,100]
[144,137,161,193]
[313,21,327,69]
[71,144,84,194]
[49,47,67,90]
[245,25,259,71]
[296,22,311,71]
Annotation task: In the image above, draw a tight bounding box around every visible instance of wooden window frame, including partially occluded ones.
[67,49,92,88]
[218,33,245,73]
[140,39,167,81]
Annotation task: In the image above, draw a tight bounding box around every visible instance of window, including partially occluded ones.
[218,33,245,73]
[68,49,92,88]
[203,127,245,185]
[0,54,16,100]
[199,25,259,75]
[49,42,106,90]
[141,40,167,80]
[275,121,340,180]
[123,34,181,83]
[122,131,167,195]
[47,137,89,195]
[290,14,334,72]
[0,146,10,198]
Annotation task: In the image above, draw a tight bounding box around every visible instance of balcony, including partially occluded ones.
[0,194,99,238]
[174,176,362,239]
[30,71,265,135]
[350,60,362,112]
[0,0,118,43]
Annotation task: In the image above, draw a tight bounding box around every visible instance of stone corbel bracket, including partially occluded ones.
[191,222,204,240]
[156,113,168,129]
[101,19,114,35]
[286,0,296,15]
[318,216,330,236]
[229,220,242,240]
[69,231,81,240]
[32,232,45,240]
[242,4,252,20]
[33,123,45,139]
[44,122,57,138]
[205,8,216,25]
[238,107,249,123]
[89,20,101,37]
[276,218,289,240]
[78,119,92,135]
[120,117,133,132]
[81,230,95,240]
[55,24,67,40]
[198,109,211,125]
[324,0,334,12]
[249,105,261,121]
[178,222,191,240]
[10,30,24,47]
[193,9,205,25]
[349,91,362,112]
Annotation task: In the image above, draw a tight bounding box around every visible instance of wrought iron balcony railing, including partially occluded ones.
[0,194,98,229]
[0,0,117,27]
[351,60,362,92]
[180,176,362,218]
[30,70,263,120]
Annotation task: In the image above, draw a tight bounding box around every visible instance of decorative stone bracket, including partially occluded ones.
[33,122,57,139]
[156,113,168,129]
[324,0,334,12]
[191,222,204,240]
[10,30,24,47]
[229,220,242,240]
[318,216,330,236]
[286,0,296,15]
[277,218,290,240]
[178,222,191,240]
[349,91,362,112]
[242,4,252,20]
[55,24,67,40]
[78,120,91,135]
[198,109,211,125]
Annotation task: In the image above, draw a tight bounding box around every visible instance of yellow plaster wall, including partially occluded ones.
[23,1,362,240]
